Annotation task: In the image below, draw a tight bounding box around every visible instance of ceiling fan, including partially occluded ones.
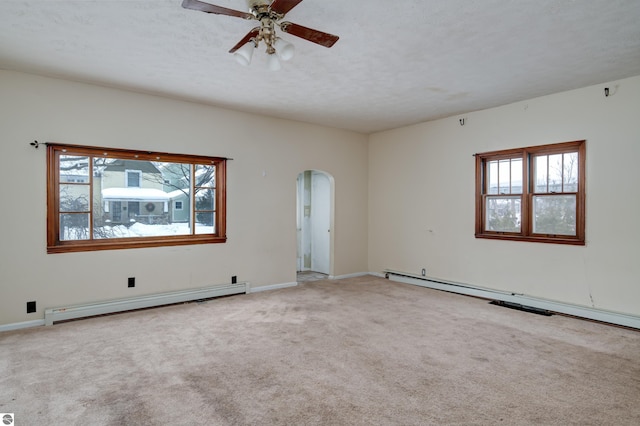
[182,0,340,70]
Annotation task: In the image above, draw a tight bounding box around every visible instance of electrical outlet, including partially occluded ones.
[421,268,426,277]
[27,301,36,313]
[128,277,135,288]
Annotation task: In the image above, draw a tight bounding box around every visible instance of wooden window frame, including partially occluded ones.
[47,143,227,254]
[475,140,585,245]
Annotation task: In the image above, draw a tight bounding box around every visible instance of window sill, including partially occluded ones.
[475,233,585,246]
[47,234,227,254]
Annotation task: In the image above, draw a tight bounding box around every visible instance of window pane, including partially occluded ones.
[195,189,215,211]
[548,154,563,193]
[511,159,522,194]
[59,155,89,183]
[533,195,576,236]
[487,161,498,194]
[535,155,548,193]
[196,164,216,188]
[498,160,510,193]
[563,152,579,192]
[60,213,89,240]
[195,213,215,234]
[59,184,89,212]
[485,196,521,233]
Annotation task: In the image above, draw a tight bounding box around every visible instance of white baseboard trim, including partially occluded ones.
[0,319,46,332]
[249,281,298,293]
[329,272,369,280]
[384,269,640,330]
[368,271,386,278]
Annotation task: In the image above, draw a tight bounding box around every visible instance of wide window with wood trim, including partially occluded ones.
[47,144,227,253]
[475,140,585,245]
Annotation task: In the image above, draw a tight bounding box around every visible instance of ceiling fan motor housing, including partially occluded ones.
[247,0,270,12]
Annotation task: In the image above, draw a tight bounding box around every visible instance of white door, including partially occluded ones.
[310,171,330,274]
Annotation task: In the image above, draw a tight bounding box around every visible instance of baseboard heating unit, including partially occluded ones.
[384,269,640,330]
[44,282,247,326]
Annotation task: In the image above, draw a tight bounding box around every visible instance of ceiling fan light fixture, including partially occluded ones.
[182,0,339,69]
[233,40,256,66]
[267,52,281,71]
[274,37,295,61]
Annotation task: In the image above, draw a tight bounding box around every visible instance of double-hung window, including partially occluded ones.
[47,143,227,253]
[475,140,585,245]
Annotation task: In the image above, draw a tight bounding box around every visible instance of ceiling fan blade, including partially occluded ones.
[270,0,304,15]
[279,22,339,48]
[229,27,261,53]
[182,0,254,20]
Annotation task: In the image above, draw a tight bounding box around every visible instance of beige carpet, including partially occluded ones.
[1,275,639,425]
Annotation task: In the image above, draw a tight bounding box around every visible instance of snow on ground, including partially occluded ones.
[94,222,214,238]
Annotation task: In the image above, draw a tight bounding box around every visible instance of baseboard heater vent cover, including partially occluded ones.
[44,282,247,326]
[385,269,640,329]
[490,300,553,316]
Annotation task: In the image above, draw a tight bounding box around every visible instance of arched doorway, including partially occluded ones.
[296,170,332,282]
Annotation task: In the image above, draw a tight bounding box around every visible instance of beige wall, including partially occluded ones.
[369,75,640,316]
[2,69,639,327]
[0,70,368,326]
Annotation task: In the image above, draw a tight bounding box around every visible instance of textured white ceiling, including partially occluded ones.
[1,0,639,134]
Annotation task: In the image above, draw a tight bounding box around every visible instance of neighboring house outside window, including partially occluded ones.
[47,143,227,253]
[475,140,585,245]
[168,190,190,224]
[101,161,166,225]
